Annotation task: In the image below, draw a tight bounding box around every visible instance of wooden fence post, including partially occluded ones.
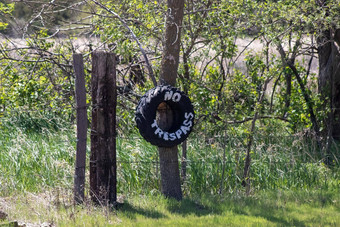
[73,53,87,204]
[90,52,117,205]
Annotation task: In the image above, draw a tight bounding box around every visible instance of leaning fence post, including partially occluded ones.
[73,53,87,204]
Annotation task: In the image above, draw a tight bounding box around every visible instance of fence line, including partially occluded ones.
[0,158,334,179]
[1,108,339,197]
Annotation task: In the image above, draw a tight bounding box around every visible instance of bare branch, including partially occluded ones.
[88,0,157,87]
[226,116,289,124]
[23,0,56,38]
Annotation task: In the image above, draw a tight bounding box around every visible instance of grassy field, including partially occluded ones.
[1,190,339,226]
[0,113,339,226]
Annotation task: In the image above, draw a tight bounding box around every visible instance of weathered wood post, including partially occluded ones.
[90,52,117,205]
[73,53,87,204]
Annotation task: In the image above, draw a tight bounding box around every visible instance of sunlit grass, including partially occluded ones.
[2,189,339,226]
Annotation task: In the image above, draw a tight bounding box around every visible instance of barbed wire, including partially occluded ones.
[2,103,340,114]
[0,158,335,179]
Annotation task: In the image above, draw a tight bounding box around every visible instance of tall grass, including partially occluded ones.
[0,112,75,195]
[0,113,339,198]
[183,135,339,195]
[116,132,339,196]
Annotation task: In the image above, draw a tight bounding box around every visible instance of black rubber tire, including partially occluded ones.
[135,85,195,147]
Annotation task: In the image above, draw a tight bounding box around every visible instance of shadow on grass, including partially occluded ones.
[119,202,167,220]
[166,197,222,216]
[166,195,307,226]
[117,191,338,226]
[229,196,306,227]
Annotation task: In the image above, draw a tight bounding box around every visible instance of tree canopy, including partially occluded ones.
[0,0,340,163]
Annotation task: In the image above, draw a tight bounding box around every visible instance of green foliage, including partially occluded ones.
[1,0,339,142]
[7,0,80,35]
[0,2,14,30]
[0,29,76,119]
[92,0,164,63]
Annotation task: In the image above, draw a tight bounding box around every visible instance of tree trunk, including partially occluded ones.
[159,0,184,86]
[242,78,271,195]
[158,0,185,201]
[283,72,292,116]
[317,29,340,141]
[317,29,340,164]
[277,42,321,143]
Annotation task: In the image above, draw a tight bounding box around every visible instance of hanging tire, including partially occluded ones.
[135,85,195,147]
